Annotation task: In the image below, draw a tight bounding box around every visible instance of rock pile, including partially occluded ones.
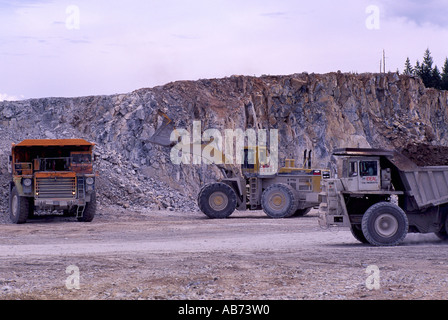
[400,143,448,167]
[94,144,197,212]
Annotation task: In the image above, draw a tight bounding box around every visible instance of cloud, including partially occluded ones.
[260,12,288,18]
[171,34,201,40]
[0,93,24,102]
[380,0,448,28]
[65,38,91,44]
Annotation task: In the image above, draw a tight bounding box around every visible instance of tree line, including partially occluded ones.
[403,48,448,90]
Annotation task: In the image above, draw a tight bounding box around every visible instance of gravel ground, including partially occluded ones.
[0,207,448,301]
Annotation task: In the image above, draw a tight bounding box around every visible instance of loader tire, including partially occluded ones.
[261,184,298,218]
[198,183,237,219]
[9,187,30,224]
[361,202,408,246]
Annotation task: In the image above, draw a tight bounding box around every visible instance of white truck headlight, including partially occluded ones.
[23,178,32,187]
[86,177,94,185]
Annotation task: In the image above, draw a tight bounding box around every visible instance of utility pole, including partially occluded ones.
[379,50,386,73]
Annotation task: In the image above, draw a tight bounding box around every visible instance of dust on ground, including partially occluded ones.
[0,206,447,300]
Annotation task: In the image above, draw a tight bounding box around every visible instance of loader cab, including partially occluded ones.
[341,157,381,191]
[242,146,267,176]
[242,147,256,171]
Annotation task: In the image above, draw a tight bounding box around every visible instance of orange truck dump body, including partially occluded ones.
[13,139,95,147]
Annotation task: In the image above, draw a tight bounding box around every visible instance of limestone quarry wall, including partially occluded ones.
[0,72,447,214]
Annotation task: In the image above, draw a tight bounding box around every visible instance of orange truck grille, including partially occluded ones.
[35,177,76,199]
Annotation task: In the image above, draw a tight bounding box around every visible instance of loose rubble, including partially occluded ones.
[400,143,448,166]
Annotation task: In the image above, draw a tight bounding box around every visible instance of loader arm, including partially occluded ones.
[148,110,177,147]
[172,142,238,178]
[149,110,238,178]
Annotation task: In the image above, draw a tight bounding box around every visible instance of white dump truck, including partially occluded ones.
[318,148,448,246]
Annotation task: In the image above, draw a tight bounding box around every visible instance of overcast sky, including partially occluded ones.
[0,0,447,100]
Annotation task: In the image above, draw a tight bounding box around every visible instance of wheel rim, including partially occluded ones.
[11,195,18,217]
[374,213,398,238]
[209,191,228,211]
[268,192,286,211]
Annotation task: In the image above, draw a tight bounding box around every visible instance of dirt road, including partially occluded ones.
[0,206,447,300]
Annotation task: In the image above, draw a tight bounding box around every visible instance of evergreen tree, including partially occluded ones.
[431,65,442,89]
[442,58,448,90]
[403,50,446,90]
[414,60,422,77]
[403,57,413,75]
[421,48,434,87]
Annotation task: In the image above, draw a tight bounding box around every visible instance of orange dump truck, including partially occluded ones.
[8,139,97,224]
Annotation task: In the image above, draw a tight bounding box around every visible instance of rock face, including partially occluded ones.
[0,72,447,218]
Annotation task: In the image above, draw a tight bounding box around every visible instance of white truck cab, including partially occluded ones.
[341,157,381,192]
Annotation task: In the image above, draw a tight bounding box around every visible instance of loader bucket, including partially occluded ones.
[148,111,176,147]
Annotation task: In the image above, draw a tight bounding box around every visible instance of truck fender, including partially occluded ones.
[221,178,245,209]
